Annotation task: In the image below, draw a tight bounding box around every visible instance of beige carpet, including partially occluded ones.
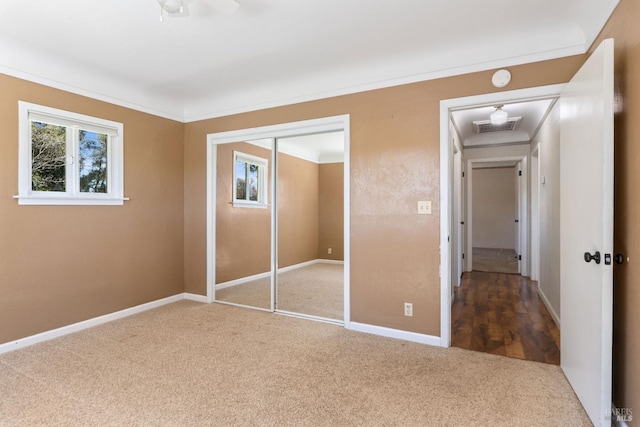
[0,301,591,426]
[216,263,343,320]
[472,247,519,274]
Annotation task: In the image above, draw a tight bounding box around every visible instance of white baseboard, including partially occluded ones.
[0,294,189,355]
[317,259,344,265]
[348,321,443,347]
[537,285,561,329]
[215,271,271,290]
[277,259,321,274]
[183,292,208,303]
[215,258,345,290]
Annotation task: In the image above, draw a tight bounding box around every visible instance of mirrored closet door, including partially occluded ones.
[214,138,274,310]
[275,132,345,321]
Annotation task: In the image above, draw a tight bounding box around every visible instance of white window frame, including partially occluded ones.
[233,151,268,208]
[16,101,125,206]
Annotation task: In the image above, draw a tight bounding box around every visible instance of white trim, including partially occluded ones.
[464,156,529,276]
[538,285,561,330]
[439,84,565,348]
[17,101,126,206]
[215,259,345,290]
[317,259,344,265]
[275,310,344,326]
[278,259,323,273]
[215,271,272,290]
[531,144,541,282]
[233,150,269,208]
[0,294,187,355]
[348,322,442,347]
[206,115,351,325]
[183,293,209,303]
[1,41,589,124]
[186,45,586,122]
[206,142,216,304]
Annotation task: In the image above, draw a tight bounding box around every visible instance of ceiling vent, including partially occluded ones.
[473,117,522,133]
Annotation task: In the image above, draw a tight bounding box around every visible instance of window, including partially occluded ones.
[233,151,268,208]
[17,101,125,205]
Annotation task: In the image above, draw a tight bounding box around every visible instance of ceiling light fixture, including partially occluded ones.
[158,0,184,13]
[490,105,508,125]
[157,0,186,21]
[157,0,239,21]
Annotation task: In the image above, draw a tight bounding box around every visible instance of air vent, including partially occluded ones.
[473,117,522,134]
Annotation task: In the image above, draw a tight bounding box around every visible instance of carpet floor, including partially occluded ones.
[0,301,591,426]
[472,247,519,274]
[216,263,343,320]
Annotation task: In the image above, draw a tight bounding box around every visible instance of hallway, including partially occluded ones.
[451,272,560,365]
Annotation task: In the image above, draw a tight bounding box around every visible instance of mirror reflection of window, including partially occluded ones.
[233,151,267,207]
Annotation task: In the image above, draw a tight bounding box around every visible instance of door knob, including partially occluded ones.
[614,254,625,265]
[584,251,601,264]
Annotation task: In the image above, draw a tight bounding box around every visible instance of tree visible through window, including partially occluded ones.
[31,121,66,192]
[78,130,108,193]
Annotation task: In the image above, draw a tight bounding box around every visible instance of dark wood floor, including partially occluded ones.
[451,272,560,365]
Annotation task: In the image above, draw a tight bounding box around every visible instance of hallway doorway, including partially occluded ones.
[440,85,563,364]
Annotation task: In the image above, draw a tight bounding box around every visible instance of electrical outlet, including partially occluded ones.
[418,201,431,215]
[328,248,332,254]
[404,302,413,317]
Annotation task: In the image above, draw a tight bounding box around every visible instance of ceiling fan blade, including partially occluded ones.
[202,0,240,15]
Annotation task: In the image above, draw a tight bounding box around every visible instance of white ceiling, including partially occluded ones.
[0,0,619,122]
[451,99,556,148]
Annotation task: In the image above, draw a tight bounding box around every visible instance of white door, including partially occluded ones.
[560,38,614,427]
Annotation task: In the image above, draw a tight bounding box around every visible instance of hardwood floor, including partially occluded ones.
[451,272,560,365]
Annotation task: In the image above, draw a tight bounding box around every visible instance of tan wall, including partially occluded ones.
[318,162,344,261]
[277,152,319,268]
[216,144,325,282]
[472,167,517,250]
[0,74,184,344]
[215,142,272,283]
[592,0,640,414]
[184,56,585,335]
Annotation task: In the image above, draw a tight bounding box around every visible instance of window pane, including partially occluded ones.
[248,164,259,201]
[235,160,247,200]
[79,130,108,193]
[31,121,66,192]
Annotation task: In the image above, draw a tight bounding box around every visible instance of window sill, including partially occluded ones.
[232,201,268,209]
[14,195,129,206]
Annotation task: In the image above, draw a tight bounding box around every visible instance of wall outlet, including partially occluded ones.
[404,302,413,317]
[328,248,332,254]
[418,201,431,215]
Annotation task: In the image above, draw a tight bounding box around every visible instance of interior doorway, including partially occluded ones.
[205,115,351,325]
[465,157,527,276]
[439,85,564,365]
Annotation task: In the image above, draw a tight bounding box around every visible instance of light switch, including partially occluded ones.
[418,200,431,215]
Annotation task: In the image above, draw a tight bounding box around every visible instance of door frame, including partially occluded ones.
[530,144,541,281]
[464,156,527,275]
[205,114,351,326]
[439,84,564,346]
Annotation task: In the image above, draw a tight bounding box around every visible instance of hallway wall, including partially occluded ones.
[531,102,561,326]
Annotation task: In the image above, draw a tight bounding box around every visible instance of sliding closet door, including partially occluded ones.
[214,139,274,310]
[275,133,345,321]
